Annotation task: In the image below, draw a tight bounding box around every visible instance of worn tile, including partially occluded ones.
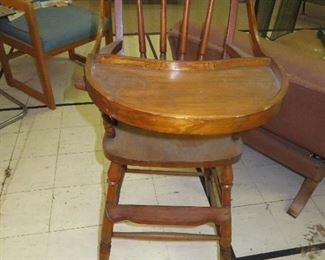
[232,182,264,207]
[241,146,277,168]
[55,151,105,188]
[233,159,246,171]
[6,155,56,194]
[9,131,30,161]
[312,195,325,217]
[50,184,104,231]
[20,129,60,158]
[59,126,103,154]
[0,132,21,162]
[165,241,218,260]
[248,164,304,202]
[233,165,254,185]
[47,226,98,260]
[111,239,170,260]
[30,109,62,130]
[313,179,325,197]
[153,175,209,207]
[232,203,289,257]
[0,233,48,260]
[0,134,27,173]
[0,160,16,188]
[60,105,101,128]
[119,176,157,205]
[268,200,325,248]
[0,190,52,238]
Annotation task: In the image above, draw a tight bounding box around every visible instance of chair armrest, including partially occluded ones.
[0,0,30,12]
[92,0,113,54]
[0,0,44,52]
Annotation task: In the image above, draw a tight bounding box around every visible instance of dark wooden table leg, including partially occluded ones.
[287,178,319,218]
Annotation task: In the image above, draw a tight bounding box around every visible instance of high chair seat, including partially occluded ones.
[103,122,242,167]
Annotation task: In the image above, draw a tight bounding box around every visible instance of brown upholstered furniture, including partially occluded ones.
[168,25,325,218]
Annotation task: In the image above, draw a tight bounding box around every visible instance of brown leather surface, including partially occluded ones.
[103,123,242,167]
[243,128,325,181]
[168,24,325,157]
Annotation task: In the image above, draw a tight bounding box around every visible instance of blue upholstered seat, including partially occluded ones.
[0,5,109,52]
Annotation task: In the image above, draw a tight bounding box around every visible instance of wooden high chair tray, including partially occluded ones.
[86,55,288,135]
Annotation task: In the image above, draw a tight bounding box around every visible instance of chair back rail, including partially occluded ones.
[136,0,146,58]
[159,0,167,59]
[93,0,265,60]
[0,0,29,11]
[0,0,44,55]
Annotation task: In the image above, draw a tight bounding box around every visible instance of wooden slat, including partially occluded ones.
[136,0,146,58]
[108,205,229,225]
[126,168,205,177]
[92,0,106,53]
[113,231,219,241]
[197,0,215,60]
[160,0,167,59]
[178,0,191,60]
[246,0,264,57]
[223,0,239,58]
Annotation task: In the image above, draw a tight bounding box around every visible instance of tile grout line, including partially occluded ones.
[0,105,33,201]
[47,110,63,233]
[151,175,173,260]
[0,224,100,240]
[311,197,325,219]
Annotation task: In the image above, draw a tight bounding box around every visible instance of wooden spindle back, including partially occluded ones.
[108,0,263,60]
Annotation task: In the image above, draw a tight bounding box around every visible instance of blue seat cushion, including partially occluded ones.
[0,5,110,52]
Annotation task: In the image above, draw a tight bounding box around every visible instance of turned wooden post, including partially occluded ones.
[100,163,124,260]
[219,165,233,260]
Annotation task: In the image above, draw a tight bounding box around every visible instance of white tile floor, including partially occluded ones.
[1,103,324,260]
[0,10,324,260]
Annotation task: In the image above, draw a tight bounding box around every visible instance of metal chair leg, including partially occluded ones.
[0,50,28,129]
[0,88,28,129]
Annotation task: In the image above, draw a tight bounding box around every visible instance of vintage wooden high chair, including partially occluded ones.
[0,0,112,109]
[85,0,288,259]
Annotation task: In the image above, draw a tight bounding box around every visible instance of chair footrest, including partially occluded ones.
[108,205,230,226]
[113,231,219,241]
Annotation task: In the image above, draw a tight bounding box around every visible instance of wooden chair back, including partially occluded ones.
[0,0,111,109]
[0,0,44,56]
[94,0,265,59]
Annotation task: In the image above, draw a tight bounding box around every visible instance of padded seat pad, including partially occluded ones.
[103,123,243,167]
[0,5,109,52]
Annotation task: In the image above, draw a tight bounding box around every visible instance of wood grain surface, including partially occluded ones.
[86,55,288,135]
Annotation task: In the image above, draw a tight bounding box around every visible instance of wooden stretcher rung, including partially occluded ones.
[113,231,219,241]
[126,168,205,177]
[108,205,230,226]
